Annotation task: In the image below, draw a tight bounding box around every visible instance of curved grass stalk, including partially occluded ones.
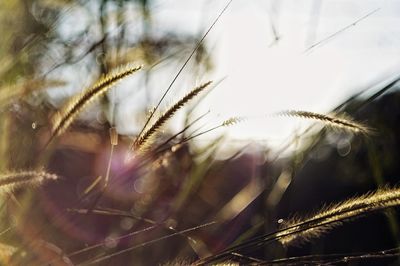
[278,186,400,245]
[265,247,400,265]
[135,0,233,141]
[276,110,372,135]
[78,221,217,266]
[0,170,58,192]
[131,81,212,153]
[181,116,245,144]
[49,64,142,144]
[196,186,400,264]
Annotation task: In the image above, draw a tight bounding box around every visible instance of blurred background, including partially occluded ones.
[0,0,400,265]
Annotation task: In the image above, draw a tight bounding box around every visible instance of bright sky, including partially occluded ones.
[153,0,400,149]
[49,0,400,152]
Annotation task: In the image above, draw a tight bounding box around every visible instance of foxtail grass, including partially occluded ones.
[131,81,212,153]
[0,170,58,192]
[276,110,372,135]
[49,64,142,144]
[277,186,400,246]
[136,0,233,139]
[222,117,244,127]
[181,116,244,144]
[196,186,400,264]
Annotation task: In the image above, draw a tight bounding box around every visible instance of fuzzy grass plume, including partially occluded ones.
[49,64,142,143]
[222,117,244,127]
[276,110,372,135]
[0,170,59,192]
[196,186,400,265]
[277,186,400,246]
[131,81,212,152]
[179,116,244,144]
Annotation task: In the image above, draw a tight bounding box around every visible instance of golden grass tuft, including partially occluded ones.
[0,170,59,192]
[222,117,244,127]
[49,64,142,144]
[276,110,372,135]
[132,81,213,152]
[278,186,400,246]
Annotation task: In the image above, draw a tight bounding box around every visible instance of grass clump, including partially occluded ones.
[0,1,399,265]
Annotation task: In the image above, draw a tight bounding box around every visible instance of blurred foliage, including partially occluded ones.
[0,0,400,265]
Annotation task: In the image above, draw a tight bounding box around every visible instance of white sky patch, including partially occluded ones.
[182,0,400,150]
[49,0,400,153]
